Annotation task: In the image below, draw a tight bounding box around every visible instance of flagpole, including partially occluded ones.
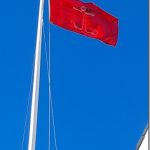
[28,0,44,149]
[146,0,149,149]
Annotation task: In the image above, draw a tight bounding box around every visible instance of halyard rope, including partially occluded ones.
[21,52,35,150]
[43,21,58,150]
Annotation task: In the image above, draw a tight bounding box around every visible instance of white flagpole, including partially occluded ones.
[148,0,150,150]
[28,0,45,149]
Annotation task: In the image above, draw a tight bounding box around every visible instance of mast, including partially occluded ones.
[148,0,150,149]
[28,0,45,149]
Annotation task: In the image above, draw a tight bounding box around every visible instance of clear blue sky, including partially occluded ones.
[0,0,148,149]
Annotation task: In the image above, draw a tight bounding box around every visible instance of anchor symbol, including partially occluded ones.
[73,6,98,35]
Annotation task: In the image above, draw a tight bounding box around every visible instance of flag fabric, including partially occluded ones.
[50,0,118,46]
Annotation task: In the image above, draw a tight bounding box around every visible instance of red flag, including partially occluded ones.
[50,0,118,46]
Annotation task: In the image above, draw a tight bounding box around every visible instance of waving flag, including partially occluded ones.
[50,0,118,46]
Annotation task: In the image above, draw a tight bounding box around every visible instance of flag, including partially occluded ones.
[50,0,118,46]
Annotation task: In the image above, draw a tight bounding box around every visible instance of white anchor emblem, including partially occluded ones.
[72,5,98,35]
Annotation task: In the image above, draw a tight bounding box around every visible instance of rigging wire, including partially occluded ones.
[21,53,35,150]
[47,0,51,149]
[43,21,58,150]
[21,0,44,148]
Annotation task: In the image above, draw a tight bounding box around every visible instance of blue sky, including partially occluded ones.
[0,0,148,149]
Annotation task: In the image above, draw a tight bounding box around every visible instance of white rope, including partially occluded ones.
[20,1,43,145]
[48,1,51,149]
[43,21,58,150]
[21,54,35,150]
[50,92,58,150]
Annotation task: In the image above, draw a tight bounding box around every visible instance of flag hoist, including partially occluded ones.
[28,0,44,149]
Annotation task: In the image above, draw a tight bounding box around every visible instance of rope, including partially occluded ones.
[48,1,51,149]
[43,21,58,150]
[20,1,53,149]
[20,0,44,148]
[43,22,51,150]
[21,53,35,150]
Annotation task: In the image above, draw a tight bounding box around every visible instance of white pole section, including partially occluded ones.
[147,0,150,148]
[28,0,44,149]
[138,130,148,150]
